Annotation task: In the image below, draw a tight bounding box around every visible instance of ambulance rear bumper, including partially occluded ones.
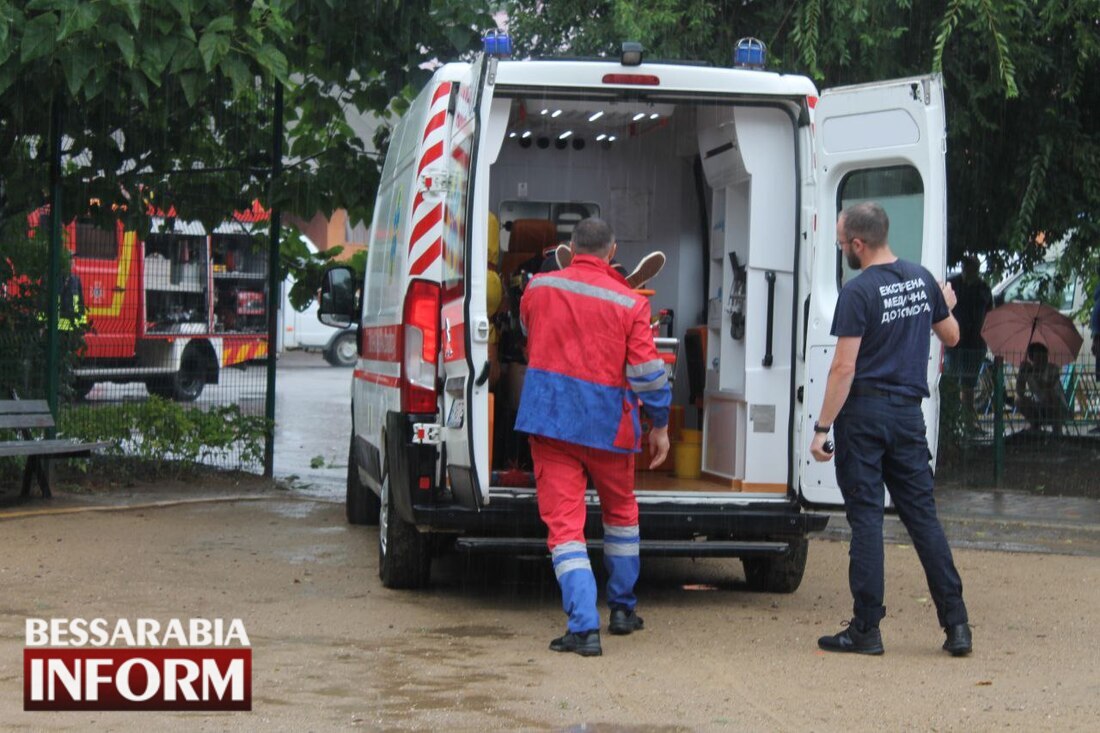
[411,493,828,548]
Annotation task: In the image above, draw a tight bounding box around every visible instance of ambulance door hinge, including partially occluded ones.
[411,423,442,445]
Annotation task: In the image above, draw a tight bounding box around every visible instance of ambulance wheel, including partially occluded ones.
[378,472,431,589]
[346,436,379,525]
[325,332,357,367]
[742,537,808,594]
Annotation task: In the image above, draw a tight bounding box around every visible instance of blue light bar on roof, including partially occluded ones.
[483,30,512,58]
[734,37,766,69]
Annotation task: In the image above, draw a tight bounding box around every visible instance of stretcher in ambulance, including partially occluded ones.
[320,39,949,590]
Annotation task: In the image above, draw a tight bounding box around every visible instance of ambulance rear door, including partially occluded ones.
[801,75,947,506]
[440,54,497,509]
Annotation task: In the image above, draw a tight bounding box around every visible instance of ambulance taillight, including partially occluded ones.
[402,279,441,413]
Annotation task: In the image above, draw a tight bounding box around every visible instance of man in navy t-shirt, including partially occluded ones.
[809,201,972,657]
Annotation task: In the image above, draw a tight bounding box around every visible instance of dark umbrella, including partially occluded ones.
[980,301,1083,366]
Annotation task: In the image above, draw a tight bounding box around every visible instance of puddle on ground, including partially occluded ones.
[426,625,514,639]
[563,721,690,726]
[276,544,346,564]
[264,501,325,519]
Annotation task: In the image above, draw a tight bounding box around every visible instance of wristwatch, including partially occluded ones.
[813,421,831,434]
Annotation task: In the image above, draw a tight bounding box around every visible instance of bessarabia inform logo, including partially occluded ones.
[23,617,251,711]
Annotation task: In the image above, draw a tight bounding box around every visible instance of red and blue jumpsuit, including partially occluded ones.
[517,254,671,633]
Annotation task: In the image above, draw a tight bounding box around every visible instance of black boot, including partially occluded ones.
[817,620,884,655]
[608,606,644,635]
[549,630,602,657]
[943,623,973,656]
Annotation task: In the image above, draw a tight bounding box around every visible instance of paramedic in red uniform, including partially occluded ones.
[517,217,671,657]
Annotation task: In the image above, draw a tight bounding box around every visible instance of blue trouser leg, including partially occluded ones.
[834,411,888,629]
[836,396,968,631]
[551,541,599,633]
[883,409,969,628]
[602,523,639,610]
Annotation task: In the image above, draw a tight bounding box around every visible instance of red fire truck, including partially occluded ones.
[34,206,272,401]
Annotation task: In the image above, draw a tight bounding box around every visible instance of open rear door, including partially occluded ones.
[440,55,496,508]
[800,75,947,506]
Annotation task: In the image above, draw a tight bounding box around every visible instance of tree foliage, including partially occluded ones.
[505,0,1100,282]
[0,0,494,239]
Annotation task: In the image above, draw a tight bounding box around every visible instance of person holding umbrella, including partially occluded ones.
[980,300,1084,369]
[1016,342,1070,434]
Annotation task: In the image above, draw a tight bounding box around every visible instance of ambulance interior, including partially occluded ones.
[484,92,801,496]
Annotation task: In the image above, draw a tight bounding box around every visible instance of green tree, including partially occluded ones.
[505,0,1100,280]
[0,0,494,238]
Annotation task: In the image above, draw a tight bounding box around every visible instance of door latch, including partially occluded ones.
[411,423,442,444]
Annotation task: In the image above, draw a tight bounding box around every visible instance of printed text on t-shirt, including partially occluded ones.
[879,278,931,324]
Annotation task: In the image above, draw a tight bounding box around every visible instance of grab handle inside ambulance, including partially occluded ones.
[762,270,776,368]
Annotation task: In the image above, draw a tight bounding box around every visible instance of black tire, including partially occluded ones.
[170,344,207,401]
[72,380,95,401]
[324,332,358,367]
[742,537,809,593]
[146,378,173,399]
[378,472,431,589]
[346,436,380,525]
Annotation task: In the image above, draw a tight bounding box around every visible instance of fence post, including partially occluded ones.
[992,356,1004,486]
[46,93,64,433]
[263,82,284,478]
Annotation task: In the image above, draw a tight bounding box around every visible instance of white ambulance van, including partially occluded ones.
[320,38,949,590]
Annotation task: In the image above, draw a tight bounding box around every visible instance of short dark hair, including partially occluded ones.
[1027,341,1048,360]
[840,202,889,248]
[571,217,614,255]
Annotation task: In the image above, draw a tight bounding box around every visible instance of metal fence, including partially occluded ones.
[1,135,279,482]
[937,351,1099,498]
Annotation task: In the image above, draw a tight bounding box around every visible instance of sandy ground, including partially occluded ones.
[1,491,1098,732]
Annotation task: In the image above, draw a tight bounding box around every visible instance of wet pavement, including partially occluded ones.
[817,487,1100,557]
[272,350,352,497]
[268,351,1100,557]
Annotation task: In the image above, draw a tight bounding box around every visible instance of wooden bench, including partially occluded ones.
[0,399,109,498]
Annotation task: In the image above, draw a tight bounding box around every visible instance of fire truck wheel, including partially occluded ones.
[172,344,207,402]
[146,345,208,401]
[346,436,380,525]
[324,332,358,367]
[742,537,808,594]
[72,380,95,401]
[378,471,431,589]
[145,379,174,399]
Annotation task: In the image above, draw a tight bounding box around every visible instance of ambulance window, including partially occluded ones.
[74,223,117,260]
[836,166,923,285]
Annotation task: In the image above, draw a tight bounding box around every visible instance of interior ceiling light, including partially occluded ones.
[551,109,563,118]
[596,133,607,141]
[558,130,573,139]
[508,131,517,138]
[649,113,659,119]
[608,135,617,142]
[632,112,646,121]
[540,108,549,115]
[588,111,604,122]
[521,130,532,138]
